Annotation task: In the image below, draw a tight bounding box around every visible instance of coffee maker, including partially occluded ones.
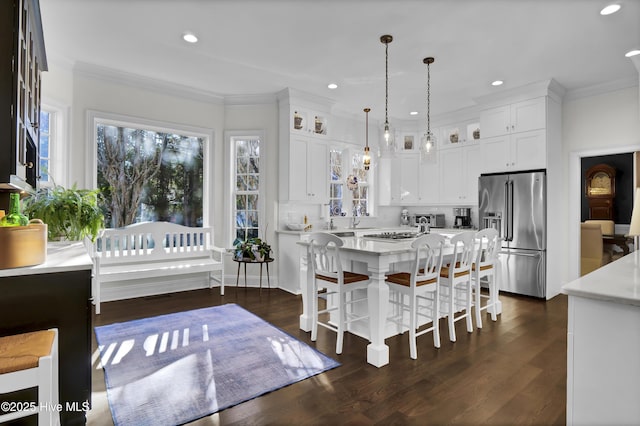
[453,207,472,229]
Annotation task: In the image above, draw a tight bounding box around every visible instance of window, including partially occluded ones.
[232,136,261,242]
[329,149,343,216]
[329,147,371,217]
[95,120,205,228]
[38,109,52,183]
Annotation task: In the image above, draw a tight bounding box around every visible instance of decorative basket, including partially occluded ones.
[0,219,48,269]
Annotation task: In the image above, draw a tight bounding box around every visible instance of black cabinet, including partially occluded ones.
[0,0,47,192]
[0,269,91,425]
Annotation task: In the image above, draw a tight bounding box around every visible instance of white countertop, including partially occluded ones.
[0,241,93,277]
[297,230,464,255]
[562,252,640,307]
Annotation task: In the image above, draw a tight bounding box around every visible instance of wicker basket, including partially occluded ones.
[0,220,47,269]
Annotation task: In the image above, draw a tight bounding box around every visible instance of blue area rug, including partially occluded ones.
[94,304,340,426]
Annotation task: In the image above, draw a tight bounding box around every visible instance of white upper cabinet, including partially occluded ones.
[439,145,481,204]
[480,97,546,138]
[378,154,439,205]
[481,130,546,173]
[288,136,328,203]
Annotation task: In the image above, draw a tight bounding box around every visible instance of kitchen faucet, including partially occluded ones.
[350,204,362,229]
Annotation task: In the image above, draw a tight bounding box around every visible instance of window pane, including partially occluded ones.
[247,211,258,227]
[246,175,258,191]
[97,123,204,227]
[236,211,246,227]
[236,175,247,191]
[247,194,258,210]
[248,157,259,174]
[249,139,259,156]
[236,195,246,210]
[236,140,248,157]
[237,156,248,173]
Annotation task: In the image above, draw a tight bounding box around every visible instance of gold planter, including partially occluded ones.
[0,220,48,269]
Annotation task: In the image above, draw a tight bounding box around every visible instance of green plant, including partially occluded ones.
[233,237,271,261]
[23,184,105,241]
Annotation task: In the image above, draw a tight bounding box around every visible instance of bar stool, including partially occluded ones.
[308,232,370,354]
[439,231,476,343]
[471,228,501,328]
[386,234,446,359]
[0,328,59,425]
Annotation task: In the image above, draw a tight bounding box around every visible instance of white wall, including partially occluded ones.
[562,85,640,283]
[42,62,640,295]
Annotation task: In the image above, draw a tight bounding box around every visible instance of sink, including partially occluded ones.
[331,231,355,237]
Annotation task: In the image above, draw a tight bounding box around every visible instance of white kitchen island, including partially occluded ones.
[298,231,502,368]
[562,252,640,425]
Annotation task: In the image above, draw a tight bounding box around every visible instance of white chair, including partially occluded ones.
[386,234,446,359]
[308,232,370,354]
[471,228,501,329]
[439,231,476,342]
[0,328,59,425]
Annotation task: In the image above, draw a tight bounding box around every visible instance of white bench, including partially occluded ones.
[88,221,225,314]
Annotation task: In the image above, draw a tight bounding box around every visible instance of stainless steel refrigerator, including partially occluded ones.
[478,170,546,298]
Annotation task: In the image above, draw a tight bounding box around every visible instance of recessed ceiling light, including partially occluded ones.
[409,111,419,116]
[327,83,338,89]
[182,32,198,43]
[625,50,640,57]
[491,80,504,86]
[600,4,621,15]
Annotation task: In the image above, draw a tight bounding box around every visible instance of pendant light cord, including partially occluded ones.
[427,60,430,135]
[385,41,389,127]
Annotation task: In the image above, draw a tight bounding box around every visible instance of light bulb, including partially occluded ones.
[363,147,371,170]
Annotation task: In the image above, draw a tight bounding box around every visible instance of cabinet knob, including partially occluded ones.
[27,161,34,169]
[506,126,509,132]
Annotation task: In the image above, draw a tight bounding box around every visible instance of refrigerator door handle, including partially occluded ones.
[508,180,514,242]
[504,180,514,242]
[504,181,510,241]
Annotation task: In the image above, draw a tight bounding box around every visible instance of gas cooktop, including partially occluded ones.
[362,231,419,241]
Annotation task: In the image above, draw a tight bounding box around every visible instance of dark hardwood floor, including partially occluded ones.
[88,287,567,425]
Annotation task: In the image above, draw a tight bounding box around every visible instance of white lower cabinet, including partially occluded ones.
[277,232,305,294]
[439,144,482,204]
[481,129,546,173]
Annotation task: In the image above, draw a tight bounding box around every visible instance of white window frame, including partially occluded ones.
[86,110,214,226]
[224,130,266,247]
[39,100,69,187]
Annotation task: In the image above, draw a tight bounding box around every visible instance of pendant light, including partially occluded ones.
[380,34,395,157]
[420,57,437,163]
[363,108,371,170]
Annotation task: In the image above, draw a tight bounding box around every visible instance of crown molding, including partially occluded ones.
[224,93,277,106]
[73,62,225,105]
[563,76,638,102]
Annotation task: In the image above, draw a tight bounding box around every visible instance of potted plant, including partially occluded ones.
[23,184,105,241]
[233,237,271,261]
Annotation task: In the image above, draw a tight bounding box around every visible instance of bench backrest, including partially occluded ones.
[94,221,214,264]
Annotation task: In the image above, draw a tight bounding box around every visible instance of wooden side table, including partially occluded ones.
[233,257,274,289]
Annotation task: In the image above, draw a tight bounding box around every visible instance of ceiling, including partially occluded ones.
[39,0,640,122]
